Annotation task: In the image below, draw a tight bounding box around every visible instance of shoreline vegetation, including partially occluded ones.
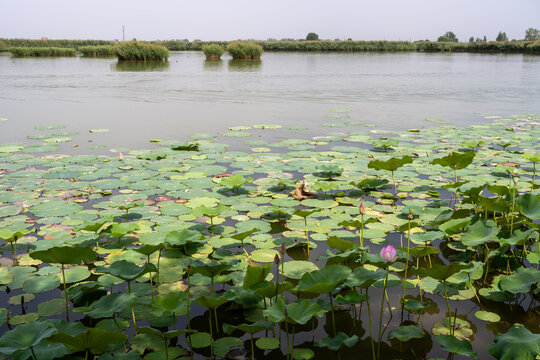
[8,46,76,57]
[202,44,225,60]
[2,38,540,55]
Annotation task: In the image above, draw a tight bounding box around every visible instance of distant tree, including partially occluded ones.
[524,27,540,40]
[437,31,458,42]
[496,31,508,41]
[306,32,319,41]
[469,36,474,43]
[483,35,487,42]
[475,37,482,42]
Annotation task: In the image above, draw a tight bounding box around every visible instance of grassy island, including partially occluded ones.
[114,41,169,61]
[79,45,116,57]
[226,41,264,59]
[8,46,76,57]
[202,44,225,60]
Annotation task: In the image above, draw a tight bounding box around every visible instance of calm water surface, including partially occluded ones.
[1,51,539,151]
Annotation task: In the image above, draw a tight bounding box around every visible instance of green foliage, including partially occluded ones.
[9,47,76,57]
[524,27,540,41]
[306,32,319,41]
[114,41,169,61]
[496,32,508,42]
[226,41,263,59]
[437,31,459,43]
[79,45,116,57]
[202,44,225,60]
[488,325,540,360]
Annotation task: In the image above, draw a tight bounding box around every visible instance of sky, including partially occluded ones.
[1,0,539,42]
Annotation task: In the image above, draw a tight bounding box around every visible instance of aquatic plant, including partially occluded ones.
[226,41,264,59]
[78,45,116,57]
[202,44,225,60]
[114,40,169,61]
[8,46,76,57]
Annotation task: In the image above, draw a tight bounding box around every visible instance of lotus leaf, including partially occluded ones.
[0,320,57,355]
[388,325,425,341]
[499,267,540,294]
[84,292,137,318]
[95,260,157,282]
[214,337,243,357]
[517,193,540,220]
[412,263,474,281]
[368,156,413,172]
[30,246,97,265]
[298,265,351,294]
[487,325,540,360]
[436,335,477,358]
[315,332,359,351]
[461,220,499,247]
[48,328,127,355]
[256,337,280,350]
[430,152,476,170]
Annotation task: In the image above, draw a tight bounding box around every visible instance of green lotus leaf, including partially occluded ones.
[251,249,279,263]
[0,145,23,153]
[403,298,431,314]
[335,290,367,305]
[315,332,358,351]
[388,325,425,341]
[436,335,477,358]
[193,293,228,309]
[0,320,57,355]
[517,193,540,220]
[192,204,228,218]
[0,268,13,285]
[165,229,204,246]
[190,259,239,278]
[461,220,500,247]
[368,156,413,172]
[30,246,97,265]
[38,299,65,317]
[84,292,137,318]
[474,311,500,322]
[63,266,91,283]
[301,199,338,208]
[488,325,540,360]
[412,263,474,281]
[217,174,253,188]
[29,200,83,217]
[214,337,243,357]
[499,267,540,294]
[500,229,533,247]
[292,348,315,360]
[44,137,71,143]
[95,260,157,282]
[48,328,127,355]
[23,275,61,293]
[439,217,471,236]
[133,244,164,256]
[399,246,439,258]
[108,222,140,238]
[430,152,476,170]
[256,337,280,350]
[286,299,325,325]
[292,209,320,218]
[262,298,287,323]
[0,227,34,243]
[522,152,540,163]
[223,321,274,336]
[243,263,272,290]
[345,267,386,288]
[298,265,351,294]
[151,292,187,316]
[89,128,109,133]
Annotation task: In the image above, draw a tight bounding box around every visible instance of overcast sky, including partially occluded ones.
[1,0,539,42]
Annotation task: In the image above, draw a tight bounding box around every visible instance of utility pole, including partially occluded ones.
[122,25,125,41]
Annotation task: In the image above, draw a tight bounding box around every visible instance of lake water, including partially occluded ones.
[1,51,540,151]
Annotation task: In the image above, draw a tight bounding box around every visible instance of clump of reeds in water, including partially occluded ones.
[114,41,169,61]
[226,41,263,59]
[8,47,76,57]
[202,44,225,60]
[79,45,116,57]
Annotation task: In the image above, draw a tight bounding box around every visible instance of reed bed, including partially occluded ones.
[1,38,113,49]
[202,44,225,60]
[114,41,169,61]
[79,45,116,57]
[8,47,76,57]
[226,41,263,59]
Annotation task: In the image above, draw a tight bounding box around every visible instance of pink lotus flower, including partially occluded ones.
[380,245,397,263]
[360,203,365,215]
[274,253,280,264]
[280,242,286,254]
[118,152,124,160]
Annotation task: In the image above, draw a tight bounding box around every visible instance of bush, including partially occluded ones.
[8,47,76,57]
[79,45,116,57]
[114,41,169,61]
[202,44,225,60]
[226,41,263,59]
[0,39,7,52]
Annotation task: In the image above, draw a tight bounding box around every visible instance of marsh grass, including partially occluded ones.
[8,47,76,57]
[227,41,264,59]
[202,44,225,60]
[79,45,116,57]
[114,41,169,61]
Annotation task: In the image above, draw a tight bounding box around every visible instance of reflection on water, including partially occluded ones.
[113,60,170,72]
[228,59,262,72]
[203,59,224,71]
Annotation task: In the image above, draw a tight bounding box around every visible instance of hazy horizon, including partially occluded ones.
[1,0,539,42]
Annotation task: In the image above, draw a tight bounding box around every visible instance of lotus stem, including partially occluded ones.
[61,264,69,321]
[208,311,214,358]
[31,346,38,360]
[329,293,336,337]
[164,338,169,360]
[453,168,461,206]
[366,288,376,360]
[291,325,295,360]
[402,219,411,301]
[147,255,154,298]
[156,249,161,293]
[275,262,279,303]
[443,280,452,335]
[11,242,17,266]
[377,270,389,358]
[214,308,219,333]
[510,181,516,236]
[211,276,214,293]
[391,171,397,195]
[304,217,310,258]
[360,213,364,247]
[285,319,290,359]
[531,162,536,193]
[250,334,255,360]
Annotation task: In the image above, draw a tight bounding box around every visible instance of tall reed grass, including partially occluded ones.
[114,41,169,61]
[226,41,263,59]
[202,44,225,60]
[9,47,76,57]
[79,45,116,57]
[1,38,113,49]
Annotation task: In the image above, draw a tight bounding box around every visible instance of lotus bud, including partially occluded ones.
[380,245,397,263]
[360,203,365,215]
[274,253,280,264]
[119,152,124,160]
[280,242,286,254]
[408,213,413,220]
[186,264,192,272]
[284,308,288,316]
